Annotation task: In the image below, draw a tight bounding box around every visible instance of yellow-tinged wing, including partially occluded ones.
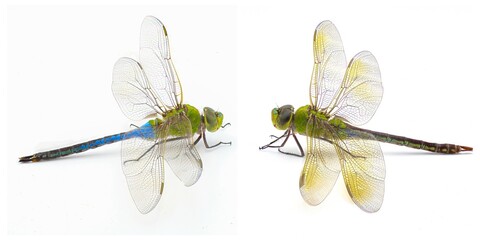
[328,51,383,125]
[303,21,384,212]
[300,116,341,205]
[310,20,347,110]
[334,133,385,212]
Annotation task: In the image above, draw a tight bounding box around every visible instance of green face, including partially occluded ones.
[203,107,224,132]
[271,105,294,130]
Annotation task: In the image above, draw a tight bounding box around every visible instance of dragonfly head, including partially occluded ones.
[203,107,224,132]
[271,105,294,130]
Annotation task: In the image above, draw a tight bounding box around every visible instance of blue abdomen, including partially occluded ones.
[26,121,156,161]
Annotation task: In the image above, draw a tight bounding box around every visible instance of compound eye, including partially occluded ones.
[205,107,217,121]
[272,105,294,130]
[204,107,223,132]
[278,108,292,126]
[279,105,294,124]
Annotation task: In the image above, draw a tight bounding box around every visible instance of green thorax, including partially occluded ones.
[293,105,311,135]
[149,104,201,137]
[293,105,347,138]
[185,104,202,133]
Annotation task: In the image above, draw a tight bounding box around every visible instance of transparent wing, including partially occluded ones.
[121,131,164,214]
[328,51,383,125]
[159,112,202,186]
[112,57,161,121]
[309,20,347,110]
[299,116,341,205]
[139,16,183,110]
[334,132,385,213]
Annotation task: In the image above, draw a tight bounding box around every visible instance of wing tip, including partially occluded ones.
[142,15,166,30]
[299,188,327,206]
[316,20,334,29]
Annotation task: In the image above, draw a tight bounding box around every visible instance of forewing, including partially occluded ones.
[329,51,383,125]
[300,116,341,205]
[334,133,385,212]
[309,20,347,110]
[139,16,183,109]
[112,57,160,121]
[121,133,164,214]
[160,113,202,186]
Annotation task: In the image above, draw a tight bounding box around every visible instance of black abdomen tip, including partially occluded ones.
[460,146,473,152]
[19,155,40,162]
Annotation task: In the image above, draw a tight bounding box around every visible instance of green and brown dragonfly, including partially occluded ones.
[259,20,472,212]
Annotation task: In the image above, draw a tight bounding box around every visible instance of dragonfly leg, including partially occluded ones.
[259,130,289,149]
[194,134,202,145]
[260,129,304,157]
[130,124,140,129]
[201,128,232,149]
[277,132,304,157]
[221,123,231,128]
[280,133,304,157]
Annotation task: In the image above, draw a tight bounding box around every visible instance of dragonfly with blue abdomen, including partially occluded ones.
[259,20,472,212]
[19,16,231,214]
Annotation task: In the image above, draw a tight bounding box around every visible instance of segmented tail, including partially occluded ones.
[19,124,155,162]
[19,132,127,162]
[347,125,473,154]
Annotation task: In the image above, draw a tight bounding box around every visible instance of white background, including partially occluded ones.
[7,5,237,235]
[3,0,480,239]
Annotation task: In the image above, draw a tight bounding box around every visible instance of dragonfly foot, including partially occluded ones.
[217,141,232,146]
[259,144,270,150]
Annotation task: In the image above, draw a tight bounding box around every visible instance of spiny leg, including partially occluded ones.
[259,130,290,150]
[279,132,304,157]
[194,134,203,145]
[276,131,304,157]
[201,128,232,149]
[259,129,304,157]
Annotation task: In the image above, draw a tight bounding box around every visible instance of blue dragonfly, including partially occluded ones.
[19,16,231,214]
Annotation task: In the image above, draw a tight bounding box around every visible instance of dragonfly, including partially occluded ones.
[259,20,472,212]
[19,16,231,214]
